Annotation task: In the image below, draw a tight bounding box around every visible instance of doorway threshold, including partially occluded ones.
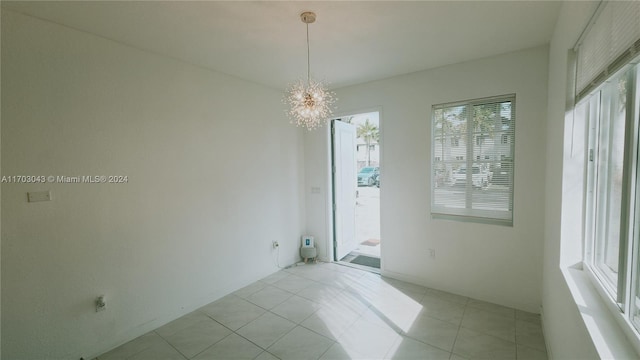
[336,260,381,274]
[337,253,381,274]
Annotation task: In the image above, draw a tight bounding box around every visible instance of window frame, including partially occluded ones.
[582,58,640,338]
[431,94,516,226]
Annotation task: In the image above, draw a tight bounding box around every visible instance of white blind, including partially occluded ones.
[576,1,640,98]
[431,95,515,225]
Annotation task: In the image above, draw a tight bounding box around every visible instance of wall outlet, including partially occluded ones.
[272,241,279,249]
[428,248,436,258]
[96,295,106,312]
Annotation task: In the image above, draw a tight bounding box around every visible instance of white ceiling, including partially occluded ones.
[2,1,562,90]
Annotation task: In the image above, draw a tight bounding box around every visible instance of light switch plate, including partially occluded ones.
[28,191,51,202]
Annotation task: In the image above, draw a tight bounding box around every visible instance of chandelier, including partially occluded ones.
[286,11,336,130]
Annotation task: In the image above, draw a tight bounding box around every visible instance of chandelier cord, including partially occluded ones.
[306,22,310,86]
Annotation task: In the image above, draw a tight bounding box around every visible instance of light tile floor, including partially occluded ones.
[97,262,547,360]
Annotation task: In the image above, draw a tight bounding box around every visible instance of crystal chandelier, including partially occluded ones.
[286,11,336,130]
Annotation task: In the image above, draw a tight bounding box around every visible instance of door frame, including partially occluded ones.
[326,107,384,267]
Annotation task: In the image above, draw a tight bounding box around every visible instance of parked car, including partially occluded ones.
[358,166,379,186]
[454,165,488,188]
[372,173,380,188]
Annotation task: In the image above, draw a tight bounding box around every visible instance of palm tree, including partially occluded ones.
[434,107,460,184]
[357,119,379,166]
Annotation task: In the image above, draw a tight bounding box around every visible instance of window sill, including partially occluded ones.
[562,264,640,359]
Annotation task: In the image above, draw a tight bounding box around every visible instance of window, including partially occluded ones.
[431,94,515,225]
[576,0,640,341]
[583,60,640,329]
[502,134,509,144]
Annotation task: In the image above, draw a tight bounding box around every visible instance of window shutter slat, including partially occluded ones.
[576,1,640,97]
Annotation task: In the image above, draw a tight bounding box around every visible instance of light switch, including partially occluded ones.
[28,191,51,202]
[311,187,321,194]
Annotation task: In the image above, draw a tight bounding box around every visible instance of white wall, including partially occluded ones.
[1,10,304,360]
[0,6,3,357]
[541,2,605,359]
[306,46,548,312]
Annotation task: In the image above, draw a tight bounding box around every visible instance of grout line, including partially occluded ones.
[449,300,470,359]
[151,329,188,360]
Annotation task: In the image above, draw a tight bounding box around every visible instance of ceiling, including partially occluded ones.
[2,1,562,90]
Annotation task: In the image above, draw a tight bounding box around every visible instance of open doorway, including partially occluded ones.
[331,112,381,269]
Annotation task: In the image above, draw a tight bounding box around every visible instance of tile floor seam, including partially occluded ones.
[197,309,247,335]
[449,299,470,358]
[234,323,293,352]
[150,330,189,360]
[99,264,546,360]
[187,332,234,360]
[268,303,319,325]
[315,340,338,360]
[401,332,458,355]
[298,314,357,343]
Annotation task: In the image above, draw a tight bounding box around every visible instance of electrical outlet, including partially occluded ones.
[272,241,280,248]
[428,248,436,258]
[96,295,106,312]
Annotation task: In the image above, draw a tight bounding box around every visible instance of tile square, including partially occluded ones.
[453,328,516,359]
[155,310,213,338]
[299,268,341,283]
[403,314,459,352]
[319,342,358,360]
[461,307,516,342]
[261,271,291,284]
[233,281,267,299]
[193,333,263,360]
[357,304,414,335]
[466,299,515,319]
[419,294,466,325]
[516,310,542,325]
[271,295,320,323]
[337,316,401,359]
[517,343,549,360]
[300,308,358,341]
[516,320,546,351]
[254,351,280,360]
[200,295,266,330]
[449,354,468,360]
[318,273,358,290]
[297,283,343,304]
[128,340,186,360]
[162,317,231,358]
[320,290,370,318]
[268,326,334,360]
[99,331,166,360]
[382,277,429,295]
[236,312,296,349]
[273,274,314,293]
[425,288,469,305]
[385,336,451,359]
[246,285,294,309]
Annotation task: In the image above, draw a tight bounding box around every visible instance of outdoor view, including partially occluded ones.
[340,112,381,268]
[432,98,515,222]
